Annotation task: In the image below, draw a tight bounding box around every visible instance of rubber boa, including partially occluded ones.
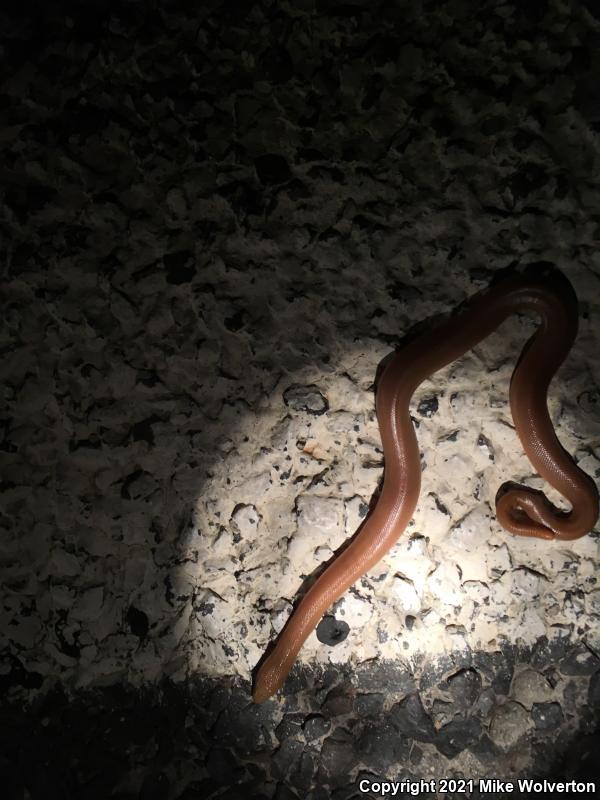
[252,269,599,703]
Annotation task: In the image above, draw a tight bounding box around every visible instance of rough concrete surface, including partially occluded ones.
[1,0,600,797]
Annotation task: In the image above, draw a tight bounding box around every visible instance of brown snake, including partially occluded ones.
[252,269,599,703]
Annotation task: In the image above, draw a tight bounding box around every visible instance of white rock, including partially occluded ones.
[389,576,421,613]
[427,562,463,608]
[447,507,490,549]
[461,580,491,605]
[197,592,233,641]
[514,607,547,643]
[287,495,345,573]
[336,592,373,627]
[511,569,541,599]
[230,503,260,540]
[327,373,369,414]
[413,492,451,541]
[586,591,600,616]
[387,535,435,590]
[267,599,294,636]
[486,543,512,577]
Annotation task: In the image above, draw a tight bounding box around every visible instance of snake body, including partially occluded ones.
[252,270,599,703]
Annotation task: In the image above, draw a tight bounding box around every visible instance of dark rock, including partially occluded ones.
[205,685,232,717]
[0,654,43,692]
[509,162,549,200]
[206,747,245,784]
[530,634,570,669]
[321,686,354,717]
[126,605,149,638]
[282,664,315,701]
[563,679,583,716]
[318,734,356,787]
[306,788,330,800]
[432,699,455,728]
[417,395,439,417]
[274,783,303,800]
[390,693,435,743]
[212,693,272,755]
[300,714,329,742]
[254,154,292,185]
[409,744,424,766]
[405,614,416,630]
[330,787,370,800]
[418,651,473,692]
[473,687,496,717]
[532,702,564,730]
[354,693,385,717]
[293,751,317,794]
[261,45,294,84]
[468,733,500,765]
[140,771,170,800]
[476,433,494,460]
[355,662,415,695]
[272,738,304,780]
[356,721,411,770]
[588,670,600,708]
[473,649,514,695]
[178,779,223,800]
[560,644,600,676]
[445,667,482,708]
[128,415,161,445]
[163,250,194,284]
[316,615,350,645]
[552,732,600,780]
[435,716,482,758]
[275,712,305,741]
[320,663,351,691]
[283,384,329,414]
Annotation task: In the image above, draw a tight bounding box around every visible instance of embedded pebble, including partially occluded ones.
[489,701,534,751]
[532,702,564,731]
[510,669,554,710]
[316,616,350,647]
[283,385,329,415]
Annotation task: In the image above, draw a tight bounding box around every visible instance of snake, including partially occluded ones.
[252,268,599,703]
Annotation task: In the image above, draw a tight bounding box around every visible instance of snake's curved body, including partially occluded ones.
[252,270,599,703]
